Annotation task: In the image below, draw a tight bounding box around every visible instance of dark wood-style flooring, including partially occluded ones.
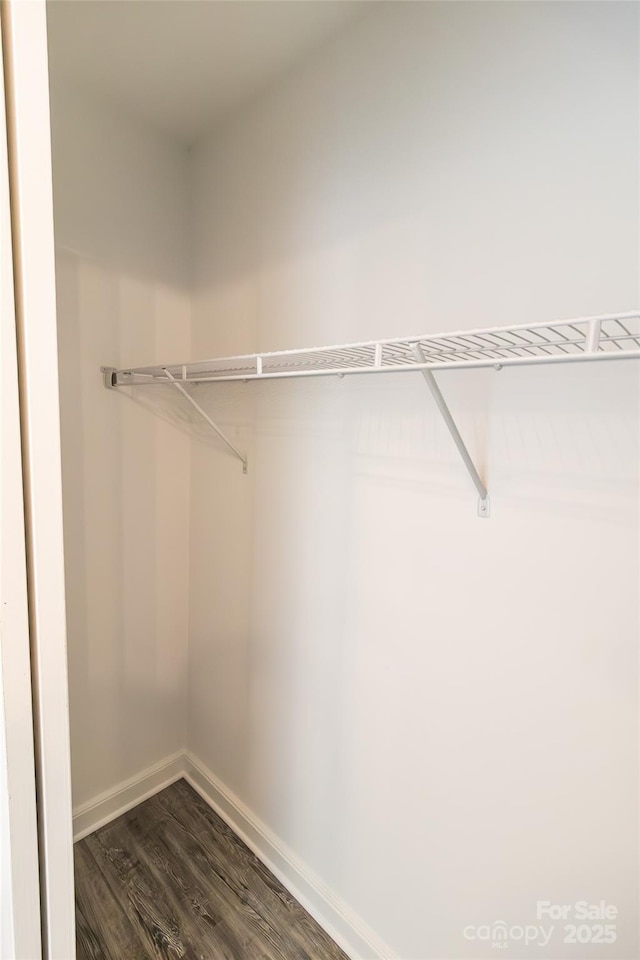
[75,778,349,960]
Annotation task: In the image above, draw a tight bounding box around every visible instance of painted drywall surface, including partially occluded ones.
[189,3,639,958]
[51,80,191,809]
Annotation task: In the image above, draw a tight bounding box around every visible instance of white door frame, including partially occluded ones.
[2,1,75,956]
[0,8,41,956]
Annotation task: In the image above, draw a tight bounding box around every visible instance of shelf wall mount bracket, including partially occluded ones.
[163,368,248,474]
[102,366,117,389]
[411,344,489,518]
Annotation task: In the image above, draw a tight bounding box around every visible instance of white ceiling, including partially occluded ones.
[46,0,368,146]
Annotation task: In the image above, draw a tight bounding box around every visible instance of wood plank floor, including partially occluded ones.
[74,778,349,960]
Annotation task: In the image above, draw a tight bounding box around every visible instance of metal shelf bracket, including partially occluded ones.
[411,344,489,518]
[102,366,117,389]
[163,368,248,474]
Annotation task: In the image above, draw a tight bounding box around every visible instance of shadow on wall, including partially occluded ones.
[54,247,191,807]
[128,357,639,523]
[49,71,191,294]
[48,46,195,803]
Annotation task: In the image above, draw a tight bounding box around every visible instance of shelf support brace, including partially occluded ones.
[411,345,489,517]
[163,369,248,474]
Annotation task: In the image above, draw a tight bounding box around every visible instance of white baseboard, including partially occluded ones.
[183,751,395,960]
[73,749,394,960]
[72,751,185,841]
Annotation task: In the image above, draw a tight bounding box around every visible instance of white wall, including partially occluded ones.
[189,3,639,959]
[51,79,191,809]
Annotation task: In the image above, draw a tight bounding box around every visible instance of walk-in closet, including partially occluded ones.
[1,1,638,958]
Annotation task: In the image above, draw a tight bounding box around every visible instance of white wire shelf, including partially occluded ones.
[103,312,640,388]
[101,310,640,517]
